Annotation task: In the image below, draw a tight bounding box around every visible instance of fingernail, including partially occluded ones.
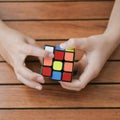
[35,85,42,90]
[60,44,65,49]
[49,53,54,58]
[37,76,45,83]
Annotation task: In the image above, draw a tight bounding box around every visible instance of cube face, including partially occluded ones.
[41,45,75,82]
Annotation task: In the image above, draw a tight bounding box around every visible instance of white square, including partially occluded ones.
[45,46,54,53]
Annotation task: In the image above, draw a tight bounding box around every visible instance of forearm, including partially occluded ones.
[105,0,120,43]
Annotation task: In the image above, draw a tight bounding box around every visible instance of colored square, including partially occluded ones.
[52,71,62,80]
[62,72,72,82]
[44,57,52,66]
[53,61,63,71]
[54,51,64,60]
[65,52,74,61]
[42,67,51,77]
[66,48,74,52]
[64,62,73,72]
[45,46,54,53]
[55,45,64,51]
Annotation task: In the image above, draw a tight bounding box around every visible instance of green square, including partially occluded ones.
[53,61,63,71]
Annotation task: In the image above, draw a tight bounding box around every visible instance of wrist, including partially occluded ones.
[104,29,120,44]
[101,30,120,53]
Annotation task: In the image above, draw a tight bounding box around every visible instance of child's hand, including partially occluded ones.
[59,33,119,91]
[0,23,53,90]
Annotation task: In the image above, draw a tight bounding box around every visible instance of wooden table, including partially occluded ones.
[0,0,120,119]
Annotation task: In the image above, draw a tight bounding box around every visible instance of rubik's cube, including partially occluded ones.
[41,45,75,82]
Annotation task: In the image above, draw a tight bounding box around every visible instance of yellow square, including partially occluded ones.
[53,61,63,71]
[66,48,74,52]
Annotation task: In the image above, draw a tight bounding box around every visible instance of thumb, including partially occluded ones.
[60,38,88,50]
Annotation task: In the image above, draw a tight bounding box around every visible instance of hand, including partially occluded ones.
[59,33,119,91]
[0,23,53,90]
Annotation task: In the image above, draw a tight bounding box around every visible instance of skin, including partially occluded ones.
[59,0,120,91]
[0,22,54,90]
[0,0,120,91]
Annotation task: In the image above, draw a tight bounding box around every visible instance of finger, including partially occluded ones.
[23,44,54,58]
[15,65,45,84]
[60,56,100,91]
[73,54,87,76]
[26,36,36,45]
[60,38,88,50]
[16,73,42,90]
[59,80,83,91]
[60,81,79,91]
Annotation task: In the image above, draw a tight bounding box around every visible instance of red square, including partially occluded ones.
[54,51,64,60]
[62,72,72,82]
[42,67,51,77]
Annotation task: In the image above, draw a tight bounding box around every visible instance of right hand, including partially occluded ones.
[0,22,53,90]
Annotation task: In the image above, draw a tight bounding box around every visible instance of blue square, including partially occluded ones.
[55,45,64,51]
[51,71,62,80]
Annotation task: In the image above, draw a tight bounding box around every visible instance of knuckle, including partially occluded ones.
[80,83,86,89]
[29,75,36,81]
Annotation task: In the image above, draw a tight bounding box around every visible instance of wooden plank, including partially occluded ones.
[5,21,108,39]
[0,1,113,20]
[0,85,120,108]
[0,109,119,120]
[0,62,120,84]
[0,0,115,1]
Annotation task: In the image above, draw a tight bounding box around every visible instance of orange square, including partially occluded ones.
[64,62,73,72]
[44,57,52,66]
[65,52,74,61]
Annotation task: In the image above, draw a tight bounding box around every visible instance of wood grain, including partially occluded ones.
[0,85,120,108]
[5,21,108,39]
[0,0,115,1]
[0,2,113,20]
[0,109,119,120]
